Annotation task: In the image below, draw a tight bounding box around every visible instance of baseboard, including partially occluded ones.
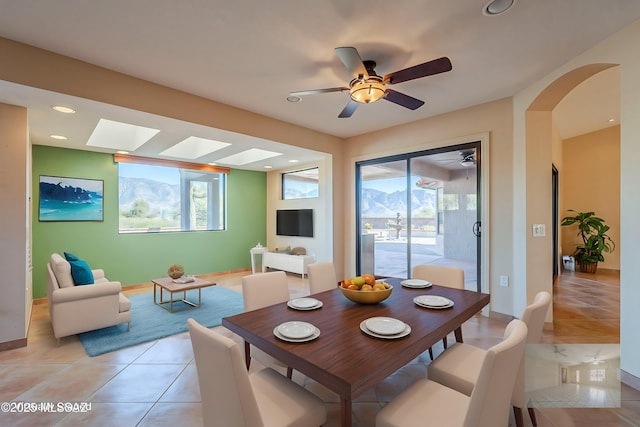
[621,369,640,392]
[489,310,514,323]
[0,337,27,352]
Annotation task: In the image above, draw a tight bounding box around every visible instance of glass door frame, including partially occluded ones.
[355,137,489,295]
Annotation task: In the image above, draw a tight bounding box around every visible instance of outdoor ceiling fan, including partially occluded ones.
[433,150,476,167]
[289,47,452,118]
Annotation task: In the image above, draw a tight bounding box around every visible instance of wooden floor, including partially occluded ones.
[542,268,620,343]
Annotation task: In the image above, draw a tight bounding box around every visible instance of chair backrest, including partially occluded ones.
[521,291,551,344]
[412,264,464,289]
[242,271,290,311]
[464,319,528,427]
[187,318,264,427]
[512,291,552,408]
[307,262,338,294]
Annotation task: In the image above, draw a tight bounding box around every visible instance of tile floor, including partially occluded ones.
[0,270,638,426]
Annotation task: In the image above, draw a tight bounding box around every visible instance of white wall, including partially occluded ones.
[266,156,333,266]
[513,19,640,380]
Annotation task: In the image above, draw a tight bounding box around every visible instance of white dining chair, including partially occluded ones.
[412,264,465,358]
[428,291,551,427]
[307,262,338,294]
[242,270,293,378]
[376,319,528,427]
[187,319,327,427]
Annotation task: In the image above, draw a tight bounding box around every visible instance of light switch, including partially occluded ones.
[532,224,546,237]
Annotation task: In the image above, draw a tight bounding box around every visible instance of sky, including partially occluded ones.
[118,163,178,185]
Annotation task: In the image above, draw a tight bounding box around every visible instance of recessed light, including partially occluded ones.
[116,150,130,155]
[49,134,68,140]
[482,0,516,16]
[52,105,76,114]
[288,159,299,163]
[208,162,217,166]
[286,95,302,103]
[608,118,616,123]
[264,165,273,169]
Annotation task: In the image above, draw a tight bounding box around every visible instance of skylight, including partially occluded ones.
[159,136,231,159]
[86,118,160,151]
[215,148,282,165]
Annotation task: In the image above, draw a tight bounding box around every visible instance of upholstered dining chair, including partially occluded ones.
[428,291,552,427]
[307,262,338,295]
[242,270,293,378]
[376,319,528,427]
[187,319,326,427]
[412,264,465,358]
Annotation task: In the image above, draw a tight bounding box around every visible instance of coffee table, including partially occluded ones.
[152,276,216,312]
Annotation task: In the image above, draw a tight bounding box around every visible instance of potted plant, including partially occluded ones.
[560,210,615,273]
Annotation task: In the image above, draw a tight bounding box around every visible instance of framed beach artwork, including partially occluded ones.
[38,175,104,222]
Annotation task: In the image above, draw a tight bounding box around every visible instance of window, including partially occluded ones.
[282,167,319,199]
[590,369,606,382]
[118,162,226,233]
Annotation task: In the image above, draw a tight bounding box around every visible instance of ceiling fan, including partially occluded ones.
[433,150,476,167]
[553,345,568,358]
[289,47,452,118]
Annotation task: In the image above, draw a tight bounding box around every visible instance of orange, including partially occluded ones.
[362,274,375,285]
[347,284,360,290]
[342,279,352,288]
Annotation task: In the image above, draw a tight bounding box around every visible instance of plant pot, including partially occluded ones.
[577,261,598,274]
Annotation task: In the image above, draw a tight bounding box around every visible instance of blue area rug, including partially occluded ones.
[79,286,244,356]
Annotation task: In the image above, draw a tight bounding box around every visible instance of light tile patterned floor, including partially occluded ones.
[0,269,637,426]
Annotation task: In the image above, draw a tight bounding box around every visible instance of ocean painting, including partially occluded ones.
[39,175,104,221]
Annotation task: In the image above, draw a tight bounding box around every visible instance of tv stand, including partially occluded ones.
[263,252,314,278]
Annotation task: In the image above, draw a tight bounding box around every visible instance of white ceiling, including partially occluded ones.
[0,1,636,169]
[527,344,619,367]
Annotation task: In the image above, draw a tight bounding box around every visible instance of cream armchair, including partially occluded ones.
[46,253,131,341]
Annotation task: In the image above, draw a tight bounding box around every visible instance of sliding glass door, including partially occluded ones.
[356,142,481,291]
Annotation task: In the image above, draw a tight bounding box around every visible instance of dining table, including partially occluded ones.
[222,277,490,427]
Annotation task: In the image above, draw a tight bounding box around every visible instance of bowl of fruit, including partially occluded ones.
[340,274,393,304]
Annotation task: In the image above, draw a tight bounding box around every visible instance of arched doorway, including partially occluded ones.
[524,63,620,336]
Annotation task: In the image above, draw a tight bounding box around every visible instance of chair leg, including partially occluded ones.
[127,322,131,332]
[513,406,524,427]
[528,407,538,426]
[244,341,251,370]
[428,346,434,360]
[286,367,293,379]
[442,336,448,349]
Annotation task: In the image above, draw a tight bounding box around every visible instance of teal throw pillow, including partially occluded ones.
[64,252,94,285]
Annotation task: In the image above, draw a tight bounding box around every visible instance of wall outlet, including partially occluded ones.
[499,275,509,287]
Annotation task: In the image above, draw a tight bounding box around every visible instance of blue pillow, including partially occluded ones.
[64,252,94,285]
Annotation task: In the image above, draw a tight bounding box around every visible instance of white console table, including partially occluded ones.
[263,252,315,278]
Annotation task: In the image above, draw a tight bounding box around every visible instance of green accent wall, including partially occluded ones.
[32,145,266,299]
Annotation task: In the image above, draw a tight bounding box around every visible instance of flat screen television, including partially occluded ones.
[276,209,314,237]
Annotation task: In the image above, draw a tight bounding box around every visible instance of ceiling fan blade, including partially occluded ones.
[338,100,359,118]
[335,47,369,79]
[289,87,349,97]
[384,89,425,110]
[384,57,452,85]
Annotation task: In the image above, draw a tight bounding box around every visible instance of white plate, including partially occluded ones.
[360,320,411,339]
[288,298,321,310]
[277,321,316,339]
[273,326,320,343]
[401,279,432,288]
[365,317,406,335]
[414,295,454,309]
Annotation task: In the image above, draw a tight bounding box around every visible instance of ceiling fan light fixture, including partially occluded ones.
[349,77,386,104]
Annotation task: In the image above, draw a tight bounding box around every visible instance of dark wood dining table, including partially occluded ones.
[222,277,490,427]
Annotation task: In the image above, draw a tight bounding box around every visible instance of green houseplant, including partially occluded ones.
[561,210,615,273]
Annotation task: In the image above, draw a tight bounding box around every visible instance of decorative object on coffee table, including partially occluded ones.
[167,264,184,279]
